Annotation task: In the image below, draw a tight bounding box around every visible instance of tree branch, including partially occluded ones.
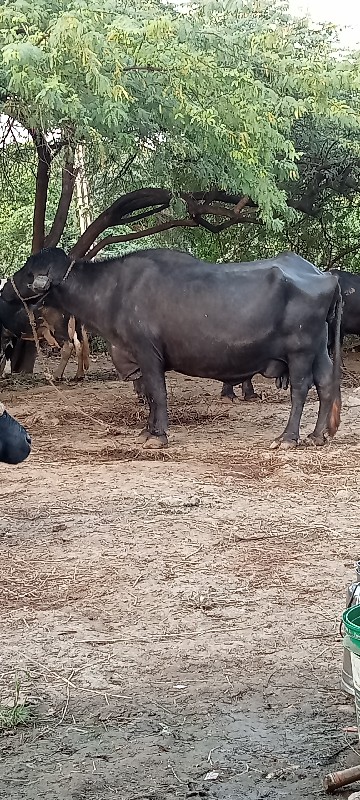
[181,192,258,231]
[69,188,260,260]
[195,214,260,233]
[233,195,250,214]
[44,149,78,248]
[69,187,172,258]
[122,65,166,73]
[120,203,170,225]
[117,151,138,178]
[327,240,360,268]
[85,218,198,260]
[181,190,256,208]
[288,196,322,217]
[26,127,73,253]
[192,202,237,219]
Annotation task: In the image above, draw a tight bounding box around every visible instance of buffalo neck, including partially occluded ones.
[51,260,117,337]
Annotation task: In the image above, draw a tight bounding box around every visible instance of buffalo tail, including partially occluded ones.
[327,281,342,437]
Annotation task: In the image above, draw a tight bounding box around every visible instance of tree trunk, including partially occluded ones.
[31,133,52,254]
[74,144,92,235]
[44,147,78,248]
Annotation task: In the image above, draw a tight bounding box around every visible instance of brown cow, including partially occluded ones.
[0,296,89,381]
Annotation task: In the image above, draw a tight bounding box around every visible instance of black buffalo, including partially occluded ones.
[222,270,360,402]
[139,268,359,406]
[329,269,360,341]
[3,247,342,449]
[0,402,31,464]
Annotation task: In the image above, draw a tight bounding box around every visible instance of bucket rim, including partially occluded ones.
[343,607,360,639]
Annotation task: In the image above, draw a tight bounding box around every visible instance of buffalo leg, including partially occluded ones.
[73,328,89,381]
[139,377,168,447]
[220,379,259,403]
[242,378,260,401]
[71,331,85,381]
[74,344,85,381]
[2,355,11,376]
[11,340,36,373]
[53,341,74,381]
[133,377,147,404]
[276,374,289,390]
[109,343,168,447]
[220,383,238,402]
[307,339,339,445]
[271,357,313,449]
[137,360,168,448]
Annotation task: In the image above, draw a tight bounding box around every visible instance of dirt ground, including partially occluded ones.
[2,351,360,800]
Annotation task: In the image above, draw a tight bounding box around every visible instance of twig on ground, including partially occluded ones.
[56,668,75,726]
[167,760,184,784]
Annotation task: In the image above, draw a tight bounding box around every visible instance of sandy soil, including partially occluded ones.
[1,351,360,800]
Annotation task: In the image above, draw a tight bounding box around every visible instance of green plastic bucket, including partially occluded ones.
[343,606,360,652]
[343,606,360,740]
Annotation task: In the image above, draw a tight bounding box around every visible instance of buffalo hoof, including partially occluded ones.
[138,429,168,448]
[276,377,290,391]
[243,393,261,402]
[143,434,168,449]
[304,433,326,447]
[270,437,298,450]
[220,394,238,404]
[220,394,241,406]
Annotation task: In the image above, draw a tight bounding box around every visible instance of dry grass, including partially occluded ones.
[21,396,233,433]
[0,551,126,611]
[1,358,360,800]
[66,445,180,463]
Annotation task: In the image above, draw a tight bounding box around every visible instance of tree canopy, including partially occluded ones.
[0,0,360,269]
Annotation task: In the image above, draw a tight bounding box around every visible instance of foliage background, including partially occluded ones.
[1,0,360,275]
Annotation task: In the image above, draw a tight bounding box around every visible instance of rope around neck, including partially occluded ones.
[63,259,76,282]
